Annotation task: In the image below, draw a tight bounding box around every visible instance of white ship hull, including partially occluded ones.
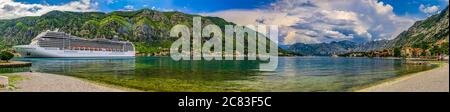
[14,45,135,58]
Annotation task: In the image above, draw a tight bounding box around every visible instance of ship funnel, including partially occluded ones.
[112,35,119,41]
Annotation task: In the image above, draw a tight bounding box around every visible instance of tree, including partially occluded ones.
[0,38,7,50]
[420,43,430,51]
[430,46,439,56]
[442,42,449,55]
[394,48,402,57]
[0,51,14,62]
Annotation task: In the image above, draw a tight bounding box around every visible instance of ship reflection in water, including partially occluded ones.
[15,57,136,75]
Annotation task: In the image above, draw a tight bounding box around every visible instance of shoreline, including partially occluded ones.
[0,61,32,68]
[357,62,449,92]
[0,72,128,92]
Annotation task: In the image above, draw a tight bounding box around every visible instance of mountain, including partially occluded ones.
[388,6,449,49]
[278,45,291,50]
[384,6,449,57]
[288,41,357,56]
[0,9,293,56]
[353,40,390,52]
[0,9,231,54]
[287,39,402,56]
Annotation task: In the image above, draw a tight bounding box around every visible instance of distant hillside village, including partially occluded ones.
[341,39,449,59]
[342,6,449,60]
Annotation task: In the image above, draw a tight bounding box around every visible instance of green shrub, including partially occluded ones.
[0,51,14,62]
[394,47,402,57]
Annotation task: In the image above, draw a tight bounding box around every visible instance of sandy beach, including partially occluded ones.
[359,63,449,92]
[0,72,125,92]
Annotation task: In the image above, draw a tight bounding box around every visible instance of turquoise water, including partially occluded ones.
[5,56,434,92]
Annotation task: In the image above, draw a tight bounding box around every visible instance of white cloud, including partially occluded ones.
[204,9,300,27]
[124,5,134,10]
[0,0,97,19]
[106,0,116,5]
[419,4,440,14]
[205,0,416,44]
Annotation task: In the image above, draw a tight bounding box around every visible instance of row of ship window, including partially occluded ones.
[65,47,128,52]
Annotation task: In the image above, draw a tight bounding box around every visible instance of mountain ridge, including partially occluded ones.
[388,6,449,49]
[287,40,389,56]
[0,9,242,55]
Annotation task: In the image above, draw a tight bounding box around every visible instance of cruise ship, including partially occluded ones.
[13,30,135,58]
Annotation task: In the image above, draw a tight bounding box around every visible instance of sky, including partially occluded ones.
[1,0,449,44]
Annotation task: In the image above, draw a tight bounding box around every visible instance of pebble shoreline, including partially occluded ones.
[0,72,125,92]
[359,63,449,92]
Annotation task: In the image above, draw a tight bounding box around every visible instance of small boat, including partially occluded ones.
[331,54,339,58]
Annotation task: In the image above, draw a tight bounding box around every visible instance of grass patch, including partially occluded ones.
[0,75,26,90]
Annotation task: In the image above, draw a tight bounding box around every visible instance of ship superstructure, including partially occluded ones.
[14,31,135,58]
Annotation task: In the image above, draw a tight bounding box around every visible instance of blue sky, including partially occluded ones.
[382,0,448,16]
[14,0,276,13]
[3,0,449,44]
[13,0,449,17]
